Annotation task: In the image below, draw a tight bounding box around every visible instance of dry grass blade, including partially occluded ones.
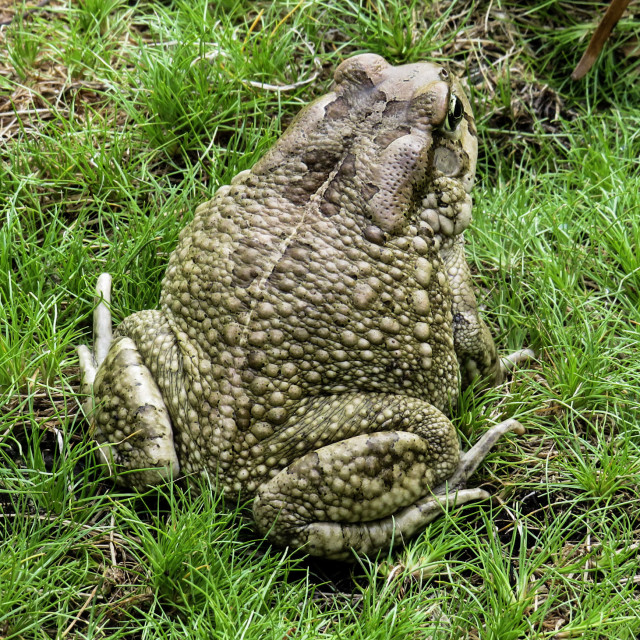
[572,0,633,79]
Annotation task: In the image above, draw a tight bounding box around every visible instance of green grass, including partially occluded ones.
[1,0,639,638]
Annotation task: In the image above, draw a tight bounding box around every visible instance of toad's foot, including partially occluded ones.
[253,393,523,561]
[501,348,535,376]
[77,273,113,412]
[77,273,179,487]
[435,417,524,493]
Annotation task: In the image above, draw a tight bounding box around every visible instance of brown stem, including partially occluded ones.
[571,0,632,80]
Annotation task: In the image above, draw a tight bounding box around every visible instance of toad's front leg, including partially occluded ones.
[252,393,522,560]
[440,237,534,386]
[78,273,180,488]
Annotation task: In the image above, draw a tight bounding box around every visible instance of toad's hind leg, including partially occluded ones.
[78,273,180,489]
[253,394,522,560]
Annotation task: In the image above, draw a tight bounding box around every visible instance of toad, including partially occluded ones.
[78,54,531,560]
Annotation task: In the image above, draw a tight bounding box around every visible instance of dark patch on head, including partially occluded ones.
[338,153,357,179]
[282,149,343,206]
[319,183,342,217]
[303,149,341,174]
[281,183,314,206]
[318,153,358,217]
[361,182,380,202]
[382,99,409,119]
[343,69,375,90]
[375,126,411,148]
[324,96,350,119]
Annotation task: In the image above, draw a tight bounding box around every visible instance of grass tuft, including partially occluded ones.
[1,1,639,637]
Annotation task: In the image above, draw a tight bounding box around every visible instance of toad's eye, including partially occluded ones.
[443,94,463,132]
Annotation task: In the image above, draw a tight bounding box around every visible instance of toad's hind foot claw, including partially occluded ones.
[92,273,113,369]
[501,348,535,374]
[436,418,524,492]
[78,273,114,413]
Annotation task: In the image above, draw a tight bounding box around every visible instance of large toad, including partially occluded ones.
[79,54,531,560]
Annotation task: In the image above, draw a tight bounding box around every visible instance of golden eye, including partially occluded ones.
[443,94,463,132]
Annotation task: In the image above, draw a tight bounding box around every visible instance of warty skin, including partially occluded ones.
[79,54,532,560]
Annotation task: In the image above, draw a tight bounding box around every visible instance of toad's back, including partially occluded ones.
[80,55,523,560]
